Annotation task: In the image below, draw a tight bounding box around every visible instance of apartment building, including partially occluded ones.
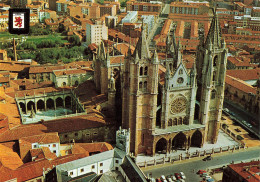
[86,20,108,46]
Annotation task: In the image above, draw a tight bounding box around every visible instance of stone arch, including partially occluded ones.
[155,138,167,154]
[27,101,36,112]
[172,132,187,149]
[46,98,54,109]
[191,130,202,147]
[56,97,63,108]
[37,100,45,111]
[19,102,26,113]
[65,96,72,108]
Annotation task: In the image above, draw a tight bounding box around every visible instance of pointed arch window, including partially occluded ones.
[144,81,147,90]
[144,66,148,75]
[213,71,217,81]
[139,82,143,90]
[213,56,218,67]
[140,67,143,76]
[211,90,216,99]
[169,63,173,71]
[173,118,177,126]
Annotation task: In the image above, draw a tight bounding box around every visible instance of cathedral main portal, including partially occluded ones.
[152,125,205,156]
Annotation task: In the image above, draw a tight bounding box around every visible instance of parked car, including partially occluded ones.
[201,173,208,177]
[180,172,186,179]
[161,175,166,181]
[150,178,156,182]
[171,175,177,181]
[207,178,215,182]
[156,178,162,182]
[205,176,212,180]
[174,173,181,179]
[197,170,207,174]
[203,156,213,161]
[166,175,173,182]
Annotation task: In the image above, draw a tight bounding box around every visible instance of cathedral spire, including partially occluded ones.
[127,39,132,58]
[152,49,159,64]
[133,21,150,59]
[176,40,182,67]
[205,8,221,48]
[134,50,139,64]
[165,63,170,89]
[105,45,110,67]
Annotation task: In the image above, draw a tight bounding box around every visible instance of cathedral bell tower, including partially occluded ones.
[196,9,228,143]
[93,41,111,94]
[122,25,159,156]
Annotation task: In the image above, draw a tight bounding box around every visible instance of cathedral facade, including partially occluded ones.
[94,11,227,156]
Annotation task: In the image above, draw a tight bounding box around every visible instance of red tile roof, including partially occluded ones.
[225,75,257,95]
[0,113,106,143]
[110,55,125,64]
[228,161,260,182]
[226,68,260,81]
[53,69,87,76]
[227,56,254,67]
[6,87,71,98]
[0,144,23,170]
[29,65,66,74]
[74,142,113,154]
[20,132,60,144]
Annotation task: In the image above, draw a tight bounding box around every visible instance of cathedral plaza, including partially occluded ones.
[0,0,259,181]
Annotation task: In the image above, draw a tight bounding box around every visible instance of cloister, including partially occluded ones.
[15,90,85,123]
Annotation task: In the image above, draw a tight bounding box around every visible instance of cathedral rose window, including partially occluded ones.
[177,77,184,84]
[170,97,187,114]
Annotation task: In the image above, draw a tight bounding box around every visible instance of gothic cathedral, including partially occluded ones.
[93,10,227,156]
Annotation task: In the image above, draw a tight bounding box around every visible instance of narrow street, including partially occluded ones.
[147,3,170,46]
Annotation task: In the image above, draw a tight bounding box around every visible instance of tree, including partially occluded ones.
[68,35,81,46]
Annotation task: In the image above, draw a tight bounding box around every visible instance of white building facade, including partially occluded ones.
[86,20,108,46]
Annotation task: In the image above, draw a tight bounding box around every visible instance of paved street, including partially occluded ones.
[143,147,260,182]
[224,101,260,136]
[147,3,170,46]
